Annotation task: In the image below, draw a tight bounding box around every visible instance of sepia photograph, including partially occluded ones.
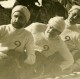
[0,0,80,79]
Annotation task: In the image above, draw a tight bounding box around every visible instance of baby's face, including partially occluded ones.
[68,9,80,25]
[46,25,61,39]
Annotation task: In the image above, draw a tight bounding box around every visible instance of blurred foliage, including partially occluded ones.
[0,0,68,25]
[28,0,68,25]
[58,0,73,10]
[0,6,11,25]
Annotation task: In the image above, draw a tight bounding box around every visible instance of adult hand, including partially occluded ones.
[24,54,36,65]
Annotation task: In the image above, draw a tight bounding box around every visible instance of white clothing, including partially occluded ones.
[60,21,80,54]
[0,24,36,64]
[26,22,74,70]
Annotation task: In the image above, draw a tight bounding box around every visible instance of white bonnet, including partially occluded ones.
[12,5,30,23]
[48,16,65,32]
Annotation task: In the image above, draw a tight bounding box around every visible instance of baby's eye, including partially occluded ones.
[50,26,53,29]
[14,15,18,18]
[72,13,77,17]
[77,15,80,18]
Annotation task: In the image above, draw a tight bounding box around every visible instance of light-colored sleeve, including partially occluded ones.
[25,22,47,33]
[71,33,80,55]
[24,33,36,65]
[74,34,80,50]
[25,24,32,32]
[0,25,6,38]
[58,39,74,71]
